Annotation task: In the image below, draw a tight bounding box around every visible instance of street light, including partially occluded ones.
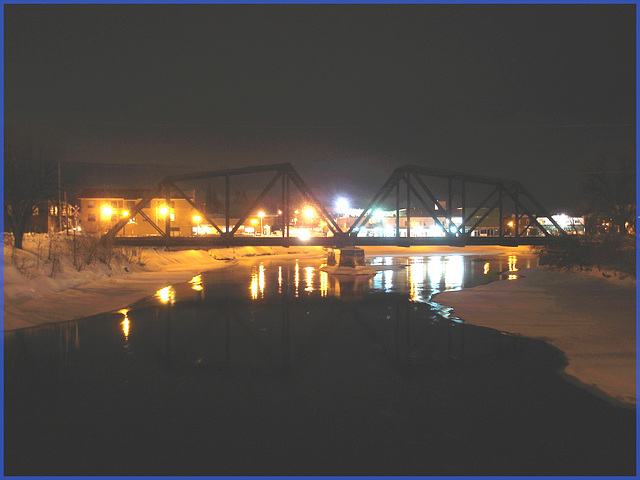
[193,215,202,234]
[335,197,350,215]
[303,206,315,221]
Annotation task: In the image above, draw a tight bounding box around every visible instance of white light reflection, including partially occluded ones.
[278,266,282,294]
[483,262,490,275]
[384,268,393,291]
[295,260,300,297]
[444,256,464,290]
[427,256,443,291]
[370,256,384,266]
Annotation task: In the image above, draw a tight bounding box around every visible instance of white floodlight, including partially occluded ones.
[335,197,350,215]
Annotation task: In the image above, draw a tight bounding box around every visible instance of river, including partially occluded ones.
[4,251,635,475]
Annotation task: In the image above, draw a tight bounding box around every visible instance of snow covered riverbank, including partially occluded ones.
[434,268,636,407]
[3,234,327,331]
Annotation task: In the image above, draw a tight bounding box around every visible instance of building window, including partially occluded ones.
[87,201,95,208]
[88,214,96,222]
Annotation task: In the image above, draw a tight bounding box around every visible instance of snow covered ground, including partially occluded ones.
[4,234,635,407]
[434,267,636,407]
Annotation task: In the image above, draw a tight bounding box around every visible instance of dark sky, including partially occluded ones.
[4,4,636,210]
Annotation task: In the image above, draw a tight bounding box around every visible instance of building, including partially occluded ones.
[76,188,197,237]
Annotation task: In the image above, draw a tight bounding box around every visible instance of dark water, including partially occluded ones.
[4,253,635,475]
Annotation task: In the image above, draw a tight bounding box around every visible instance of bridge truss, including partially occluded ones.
[102,163,567,247]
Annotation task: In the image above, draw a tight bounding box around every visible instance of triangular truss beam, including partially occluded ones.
[348,165,567,241]
[101,163,346,244]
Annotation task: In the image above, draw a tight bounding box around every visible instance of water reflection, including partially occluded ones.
[239,253,536,304]
[444,256,464,291]
[427,256,443,293]
[320,270,328,297]
[304,266,314,293]
[156,286,176,304]
[119,309,131,340]
[151,295,467,373]
[129,253,537,310]
[250,263,266,300]
[408,257,425,301]
[508,255,518,280]
[189,274,203,292]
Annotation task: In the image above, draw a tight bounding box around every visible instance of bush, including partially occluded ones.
[535,235,636,278]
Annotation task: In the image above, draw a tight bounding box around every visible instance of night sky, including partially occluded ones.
[4,4,636,210]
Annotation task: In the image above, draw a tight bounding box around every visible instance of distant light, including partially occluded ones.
[258,211,265,218]
[303,206,316,220]
[159,206,169,216]
[335,197,350,215]
[193,215,202,223]
[298,229,311,241]
[277,210,283,215]
[508,221,514,227]
[122,210,129,217]
[250,218,258,225]
[372,209,385,221]
[102,206,113,217]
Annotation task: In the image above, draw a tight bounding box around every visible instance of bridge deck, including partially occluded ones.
[109,235,552,248]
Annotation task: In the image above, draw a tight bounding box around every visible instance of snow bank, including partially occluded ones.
[433,268,636,407]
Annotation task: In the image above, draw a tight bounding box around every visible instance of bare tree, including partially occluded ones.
[4,124,61,249]
[583,153,636,234]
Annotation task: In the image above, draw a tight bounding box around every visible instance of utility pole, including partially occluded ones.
[58,160,62,233]
[64,191,69,235]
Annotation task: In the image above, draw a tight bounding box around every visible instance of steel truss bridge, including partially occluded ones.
[102,163,567,248]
